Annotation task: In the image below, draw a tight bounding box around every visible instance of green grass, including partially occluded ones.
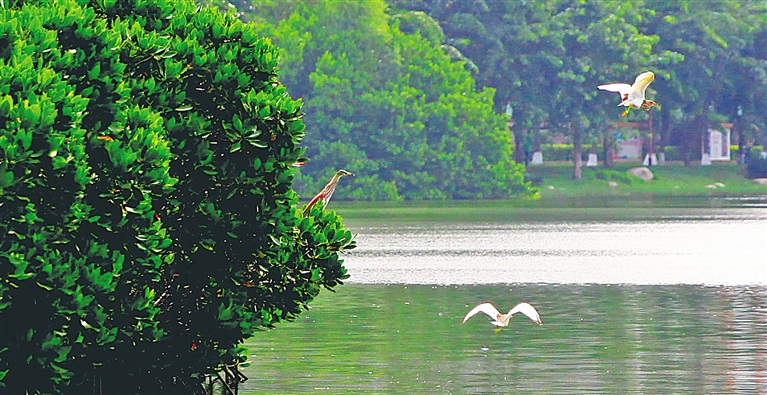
[526,161,767,198]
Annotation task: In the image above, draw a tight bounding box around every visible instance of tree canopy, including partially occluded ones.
[393,0,767,170]
[208,0,767,186]
[212,0,536,200]
[0,0,353,392]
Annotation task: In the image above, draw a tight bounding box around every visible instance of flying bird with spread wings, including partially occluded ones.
[598,71,660,117]
[462,302,542,333]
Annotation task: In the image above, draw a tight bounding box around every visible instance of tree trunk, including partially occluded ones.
[647,111,655,166]
[700,106,711,163]
[683,115,704,167]
[660,107,671,149]
[572,123,582,179]
[512,122,525,164]
[533,126,542,152]
[736,117,745,165]
[602,132,614,167]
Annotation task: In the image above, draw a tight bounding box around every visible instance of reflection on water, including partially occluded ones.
[341,205,767,285]
[242,284,767,394]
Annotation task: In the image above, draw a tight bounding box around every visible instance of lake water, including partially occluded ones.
[241,196,767,394]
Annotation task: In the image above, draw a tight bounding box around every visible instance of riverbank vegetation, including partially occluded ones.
[204,0,767,196]
[528,162,767,198]
[232,0,535,200]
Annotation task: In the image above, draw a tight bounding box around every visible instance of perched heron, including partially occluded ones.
[598,71,660,117]
[462,302,542,333]
[302,169,355,216]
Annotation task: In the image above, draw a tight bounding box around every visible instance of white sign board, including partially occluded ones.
[708,129,731,161]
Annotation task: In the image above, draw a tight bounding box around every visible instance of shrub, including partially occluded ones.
[663,145,705,161]
[540,144,574,162]
[0,2,173,391]
[746,152,767,178]
[729,145,762,159]
[0,0,353,392]
[593,169,635,184]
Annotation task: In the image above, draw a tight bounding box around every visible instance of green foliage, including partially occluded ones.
[0,0,353,392]
[746,152,767,178]
[394,0,767,173]
[540,144,576,162]
[663,145,698,161]
[593,169,636,184]
[0,1,172,391]
[219,0,536,200]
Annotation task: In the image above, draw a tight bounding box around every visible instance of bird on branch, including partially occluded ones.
[302,169,354,217]
[598,71,660,117]
[462,302,542,333]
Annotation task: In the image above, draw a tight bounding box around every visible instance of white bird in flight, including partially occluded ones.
[598,71,660,117]
[462,302,542,333]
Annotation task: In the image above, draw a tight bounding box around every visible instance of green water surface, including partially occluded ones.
[242,284,766,394]
[241,197,766,394]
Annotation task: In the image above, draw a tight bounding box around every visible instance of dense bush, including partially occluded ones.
[592,169,637,184]
[539,144,575,162]
[0,1,173,391]
[662,145,702,161]
[538,144,598,163]
[0,0,353,393]
[746,152,767,178]
[731,145,764,160]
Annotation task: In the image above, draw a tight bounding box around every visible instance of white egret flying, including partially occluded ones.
[462,302,542,333]
[598,71,660,117]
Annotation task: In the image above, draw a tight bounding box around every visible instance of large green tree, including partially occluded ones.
[639,0,767,164]
[394,0,665,177]
[209,0,535,199]
[396,0,767,169]
[0,0,353,392]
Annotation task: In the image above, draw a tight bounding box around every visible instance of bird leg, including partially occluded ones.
[493,327,503,333]
[621,107,631,117]
[641,100,660,110]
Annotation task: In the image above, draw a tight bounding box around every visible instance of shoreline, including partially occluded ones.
[526,161,767,198]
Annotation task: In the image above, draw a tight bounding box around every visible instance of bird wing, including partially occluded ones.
[462,302,501,323]
[631,71,655,95]
[507,302,543,324]
[597,83,632,96]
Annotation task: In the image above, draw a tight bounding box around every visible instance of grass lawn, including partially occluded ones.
[526,160,767,198]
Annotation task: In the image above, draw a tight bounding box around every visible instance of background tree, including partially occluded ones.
[393,0,665,178]
[208,0,536,199]
[639,0,767,165]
